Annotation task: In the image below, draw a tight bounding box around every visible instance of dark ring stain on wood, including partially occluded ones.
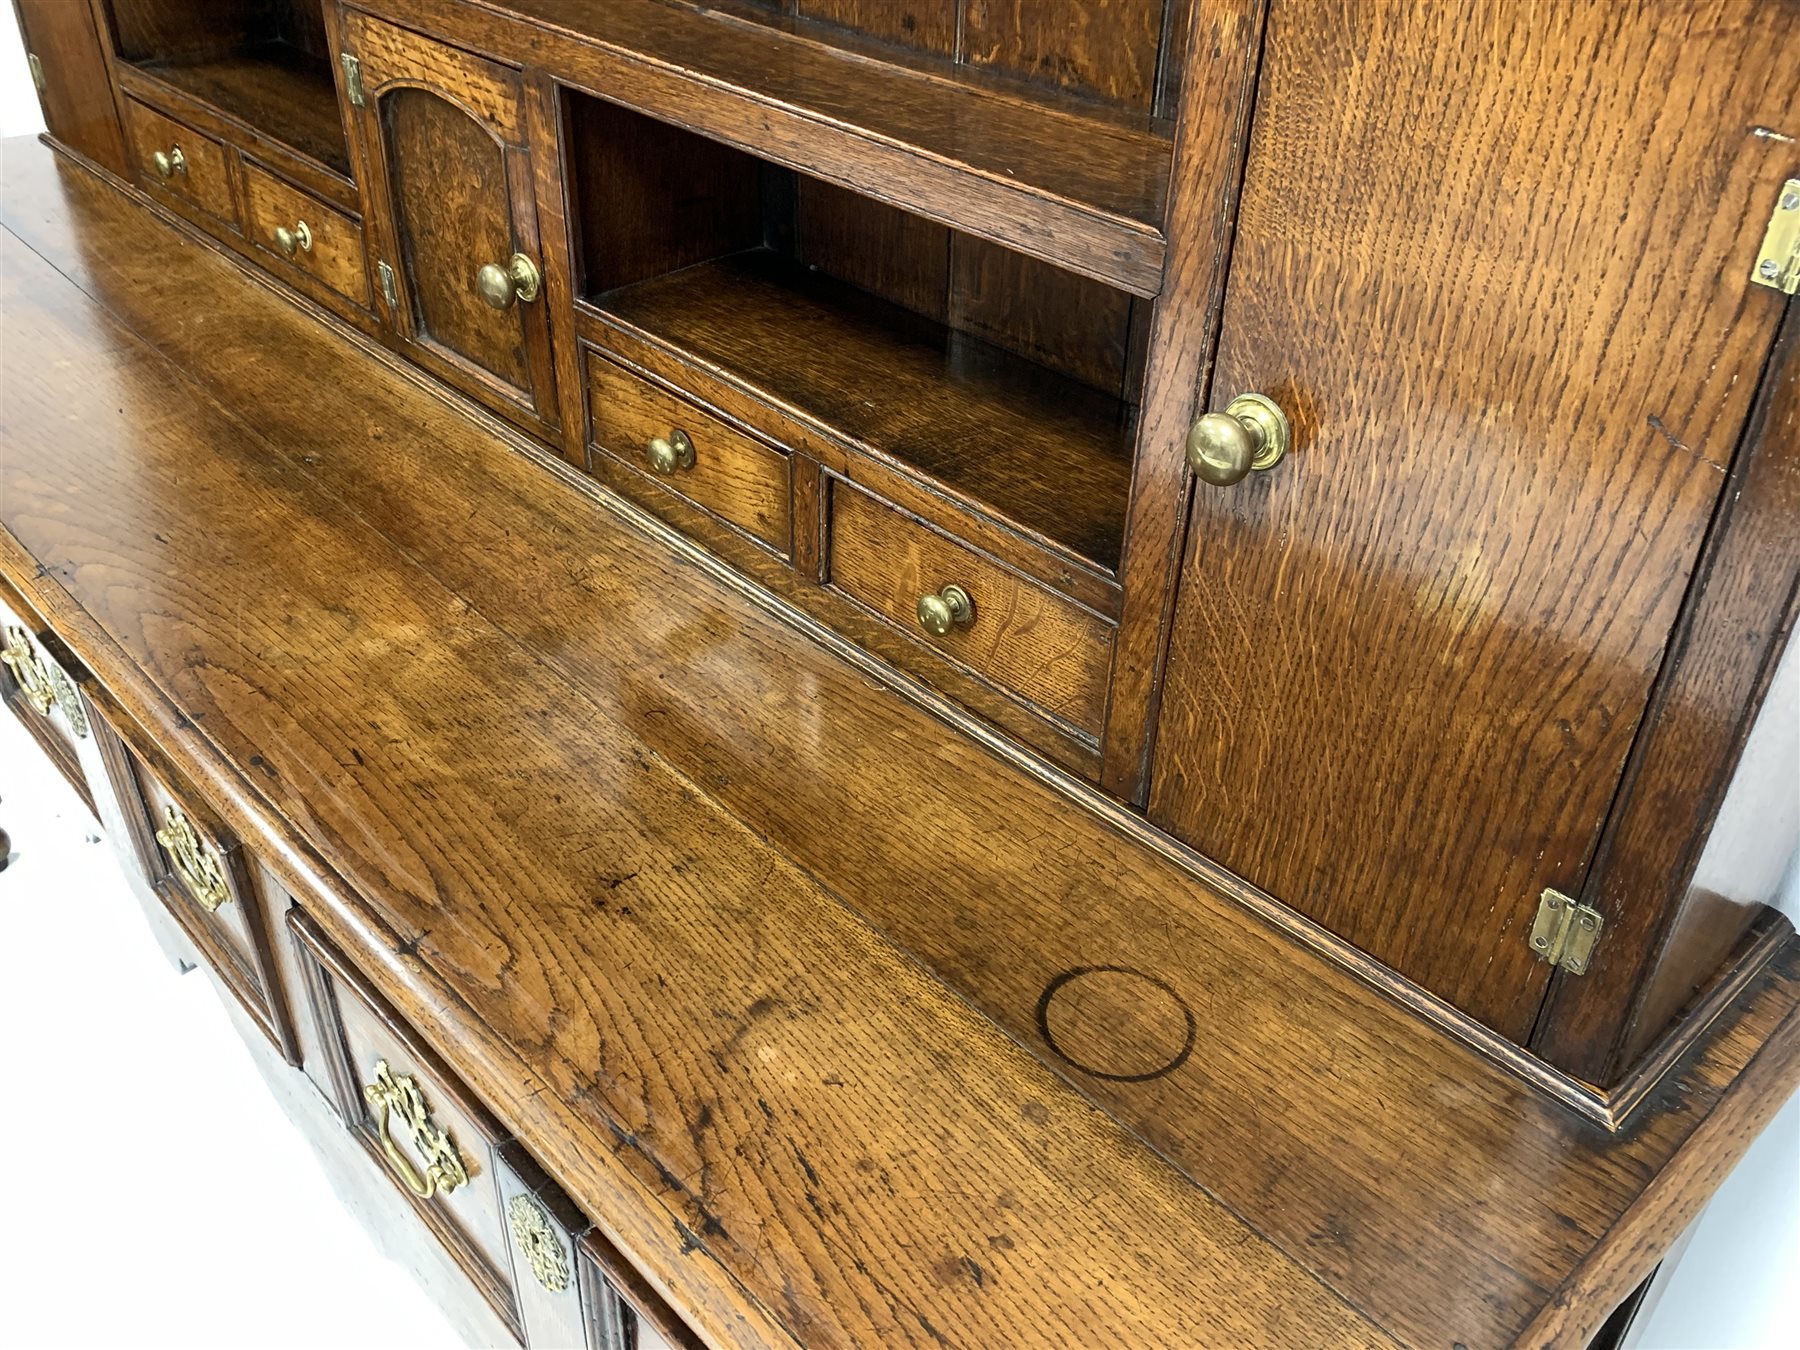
[1035,964,1197,1083]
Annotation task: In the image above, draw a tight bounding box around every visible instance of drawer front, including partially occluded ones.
[496,1143,595,1349]
[828,480,1114,738]
[0,603,92,808]
[588,353,792,554]
[123,753,298,1061]
[241,160,370,307]
[288,910,522,1340]
[122,98,237,227]
[579,1231,702,1350]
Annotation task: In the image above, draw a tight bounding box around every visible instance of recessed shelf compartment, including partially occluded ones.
[408,0,1172,293]
[571,96,1144,577]
[101,0,350,177]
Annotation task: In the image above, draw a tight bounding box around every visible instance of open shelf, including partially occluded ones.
[571,95,1141,574]
[427,0,1173,294]
[597,252,1137,572]
[134,42,349,176]
[101,2,350,178]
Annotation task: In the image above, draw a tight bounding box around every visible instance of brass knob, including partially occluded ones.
[917,585,974,637]
[476,252,542,310]
[1186,393,1291,487]
[274,220,313,258]
[151,145,187,179]
[646,429,696,475]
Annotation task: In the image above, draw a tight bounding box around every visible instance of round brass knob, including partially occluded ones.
[476,252,543,310]
[646,429,696,475]
[275,220,313,258]
[917,585,974,637]
[1186,393,1291,487]
[151,145,187,180]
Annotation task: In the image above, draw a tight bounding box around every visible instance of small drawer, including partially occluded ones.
[288,909,523,1342]
[828,480,1114,739]
[121,97,238,228]
[122,752,297,1061]
[241,159,371,307]
[588,352,792,554]
[0,603,93,811]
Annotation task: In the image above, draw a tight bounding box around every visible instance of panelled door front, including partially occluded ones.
[1148,0,1800,1041]
[341,10,559,437]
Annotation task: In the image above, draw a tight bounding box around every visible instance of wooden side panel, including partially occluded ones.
[1148,0,1800,1041]
[567,93,764,296]
[13,0,129,177]
[1538,306,1800,1080]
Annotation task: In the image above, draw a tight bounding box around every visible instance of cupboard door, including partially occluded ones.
[342,11,558,435]
[1147,0,1800,1042]
[11,0,128,177]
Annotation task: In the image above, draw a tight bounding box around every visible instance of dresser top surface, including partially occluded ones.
[2,137,1797,1349]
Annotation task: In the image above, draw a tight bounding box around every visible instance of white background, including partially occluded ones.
[0,7,1794,1346]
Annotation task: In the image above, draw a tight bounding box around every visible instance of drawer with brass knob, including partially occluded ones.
[288,909,526,1342]
[827,480,1114,741]
[121,97,237,229]
[241,160,372,309]
[587,351,792,555]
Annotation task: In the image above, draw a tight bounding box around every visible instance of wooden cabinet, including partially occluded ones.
[340,9,559,438]
[5,0,1800,1344]
[1147,0,1800,1070]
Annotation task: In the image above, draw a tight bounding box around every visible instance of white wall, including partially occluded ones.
[0,5,1793,1344]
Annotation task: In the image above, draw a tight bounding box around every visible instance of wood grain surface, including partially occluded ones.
[4,138,1799,1348]
[1149,0,1800,1042]
[361,0,1172,295]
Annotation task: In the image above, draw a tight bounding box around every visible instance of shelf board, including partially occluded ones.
[595,251,1137,574]
[132,41,351,178]
[404,0,1170,294]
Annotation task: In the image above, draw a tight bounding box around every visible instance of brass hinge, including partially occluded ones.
[1753,179,1800,296]
[377,259,399,311]
[340,52,365,107]
[27,53,44,94]
[1530,889,1604,975]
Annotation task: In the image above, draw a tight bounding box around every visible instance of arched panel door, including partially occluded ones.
[341,12,559,439]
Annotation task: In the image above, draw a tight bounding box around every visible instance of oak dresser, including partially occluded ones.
[3,0,1798,1346]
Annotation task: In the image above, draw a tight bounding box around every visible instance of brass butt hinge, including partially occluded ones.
[377,259,399,311]
[27,53,44,94]
[1530,889,1604,975]
[340,52,365,107]
[1753,179,1800,295]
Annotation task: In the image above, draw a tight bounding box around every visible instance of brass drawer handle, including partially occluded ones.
[507,1194,572,1293]
[274,220,313,258]
[1,626,56,716]
[645,428,696,475]
[917,585,974,637]
[151,145,187,180]
[475,252,542,310]
[1187,392,1291,487]
[153,803,232,913]
[363,1059,470,1200]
